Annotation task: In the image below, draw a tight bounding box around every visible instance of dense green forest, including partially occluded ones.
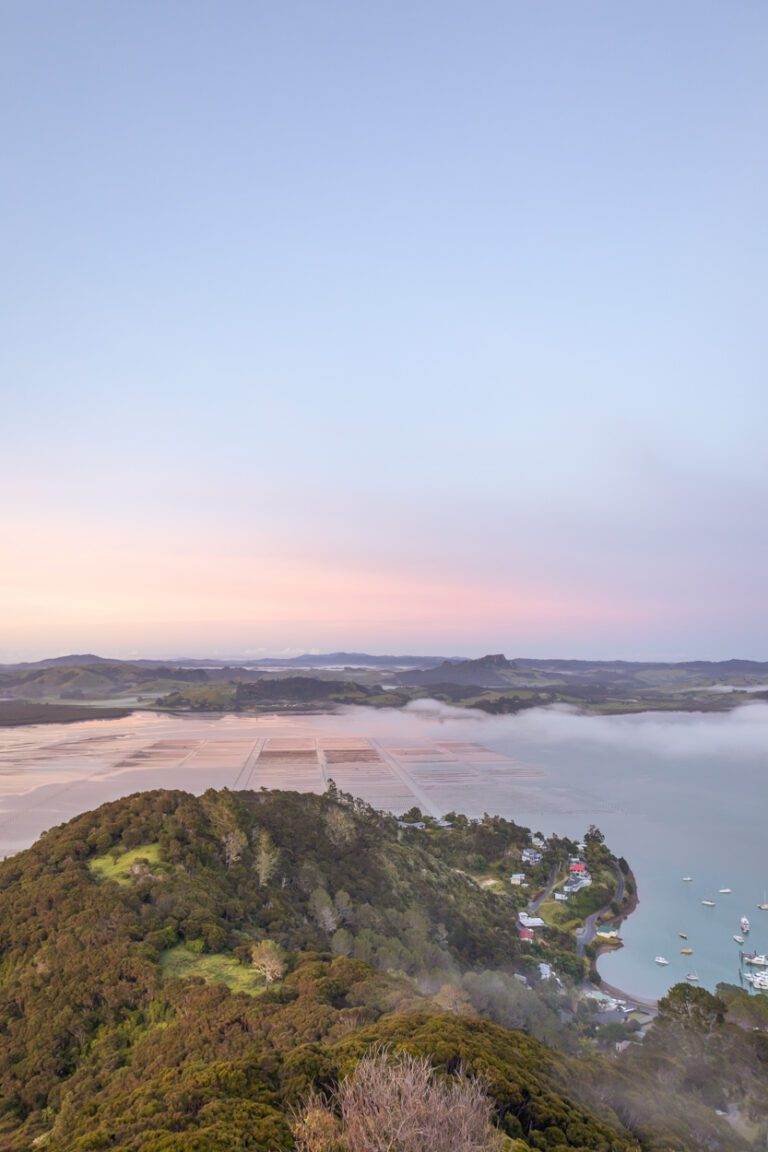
[0,788,765,1150]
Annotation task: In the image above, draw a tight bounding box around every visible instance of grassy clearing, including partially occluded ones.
[539,866,617,931]
[88,843,164,884]
[160,945,266,996]
[538,899,581,931]
[476,874,508,893]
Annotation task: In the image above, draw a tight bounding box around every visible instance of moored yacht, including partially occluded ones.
[743,952,768,967]
[740,916,751,933]
[654,956,669,966]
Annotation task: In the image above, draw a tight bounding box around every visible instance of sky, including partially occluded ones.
[1,1,766,661]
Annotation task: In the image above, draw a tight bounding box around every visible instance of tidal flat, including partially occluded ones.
[1,700,766,999]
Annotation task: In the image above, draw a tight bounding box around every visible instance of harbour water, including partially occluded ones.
[1,701,766,1000]
[479,703,768,1000]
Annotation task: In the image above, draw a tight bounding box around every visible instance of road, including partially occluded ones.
[576,864,625,956]
[527,863,560,913]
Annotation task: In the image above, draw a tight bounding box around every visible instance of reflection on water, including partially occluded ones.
[1,701,766,1000]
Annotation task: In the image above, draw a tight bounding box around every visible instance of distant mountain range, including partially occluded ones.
[0,652,456,673]
[395,653,768,690]
[8,650,768,674]
[2,652,767,712]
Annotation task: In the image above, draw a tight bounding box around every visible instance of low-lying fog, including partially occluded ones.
[1,700,766,998]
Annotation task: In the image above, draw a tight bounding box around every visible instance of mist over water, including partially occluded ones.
[1,700,766,999]
[464,702,768,999]
[321,700,768,998]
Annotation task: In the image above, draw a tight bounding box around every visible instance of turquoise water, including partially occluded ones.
[326,700,768,999]
[476,704,768,999]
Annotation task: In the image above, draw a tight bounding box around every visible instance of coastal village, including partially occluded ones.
[397,811,655,1045]
[512,838,656,1040]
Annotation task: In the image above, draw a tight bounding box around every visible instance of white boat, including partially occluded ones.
[686,972,699,981]
[744,953,768,967]
[746,971,768,991]
[758,892,768,911]
[702,899,716,907]
[654,956,670,966]
[682,876,693,882]
[733,934,745,944]
[740,916,751,933]
[718,888,732,894]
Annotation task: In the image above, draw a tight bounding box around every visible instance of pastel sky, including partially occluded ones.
[1,2,766,661]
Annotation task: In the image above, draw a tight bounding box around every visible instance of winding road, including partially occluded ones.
[576,864,625,956]
[527,863,560,913]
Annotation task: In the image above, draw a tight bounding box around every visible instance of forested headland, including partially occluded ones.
[0,787,766,1150]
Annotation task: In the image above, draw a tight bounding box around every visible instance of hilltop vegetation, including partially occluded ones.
[0,787,766,1150]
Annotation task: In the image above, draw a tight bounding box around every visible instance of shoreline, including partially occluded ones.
[2,689,764,731]
[585,865,660,1011]
[593,975,659,1012]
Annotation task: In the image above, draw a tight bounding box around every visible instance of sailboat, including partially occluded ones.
[654,956,669,966]
[718,887,732,894]
[702,899,716,907]
[686,971,699,982]
[741,916,751,933]
[758,891,768,912]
